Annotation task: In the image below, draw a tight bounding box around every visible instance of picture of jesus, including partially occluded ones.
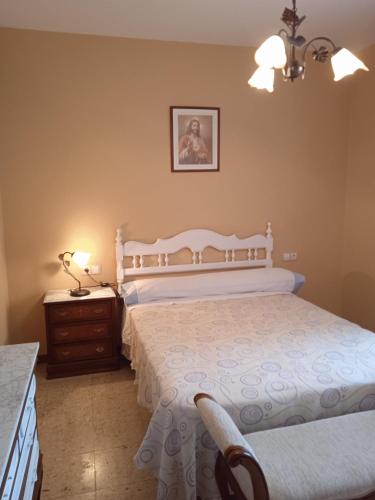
[170,107,220,172]
[178,117,209,164]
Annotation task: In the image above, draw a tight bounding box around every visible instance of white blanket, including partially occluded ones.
[123,293,375,500]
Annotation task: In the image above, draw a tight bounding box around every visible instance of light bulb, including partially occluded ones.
[331,48,369,82]
[72,251,91,268]
[255,35,287,69]
[248,67,275,93]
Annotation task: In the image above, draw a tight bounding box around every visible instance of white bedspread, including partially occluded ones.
[123,293,375,500]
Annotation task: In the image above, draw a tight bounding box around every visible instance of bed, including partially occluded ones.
[115,224,375,500]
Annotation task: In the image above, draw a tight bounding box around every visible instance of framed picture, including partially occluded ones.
[170,106,220,172]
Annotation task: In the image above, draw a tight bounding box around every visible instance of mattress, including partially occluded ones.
[123,292,375,500]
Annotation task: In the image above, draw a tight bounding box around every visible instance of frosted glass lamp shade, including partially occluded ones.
[248,67,275,93]
[331,48,369,82]
[72,251,91,268]
[255,35,287,69]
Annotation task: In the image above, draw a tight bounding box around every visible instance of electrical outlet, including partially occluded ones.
[82,264,102,275]
[90,264,102,275]
[282,252,298,261]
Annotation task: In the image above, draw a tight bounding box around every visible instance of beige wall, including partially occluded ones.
[0,189,9,344]
[342,45,375,330]
[0,28,351,353]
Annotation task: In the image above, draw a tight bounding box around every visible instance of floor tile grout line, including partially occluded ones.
[36,366,156,499]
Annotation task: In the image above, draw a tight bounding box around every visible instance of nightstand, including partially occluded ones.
[43,287,122,378]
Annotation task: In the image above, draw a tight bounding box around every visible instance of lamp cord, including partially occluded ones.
[84,268,111,288]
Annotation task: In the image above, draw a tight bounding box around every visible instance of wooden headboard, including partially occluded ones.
[115,223,273,290]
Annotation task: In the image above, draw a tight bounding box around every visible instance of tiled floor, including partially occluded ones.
[35,363,157,499]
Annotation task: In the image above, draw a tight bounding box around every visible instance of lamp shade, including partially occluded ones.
[331,48,369,82]
[255,35,287,69]
[248,67,275,93]
[72,251,91,268]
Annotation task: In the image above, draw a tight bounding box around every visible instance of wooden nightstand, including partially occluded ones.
[44,287,122,378]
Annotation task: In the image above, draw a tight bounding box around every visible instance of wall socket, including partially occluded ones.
[282,252,298,261]
[82,264,102,275]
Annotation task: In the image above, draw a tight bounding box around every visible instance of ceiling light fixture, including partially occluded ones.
[248,0,369,93]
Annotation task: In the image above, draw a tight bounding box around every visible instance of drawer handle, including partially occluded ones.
[93,328,104,334]
[94,308,104,314]
[61,351,70,356]
[96,346,105,353]
[57,311,68,317]
[59,331,69,337]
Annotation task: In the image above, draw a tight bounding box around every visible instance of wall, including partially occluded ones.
[342,45,375,330]
[0,189,9,344]
[0,28,351,353]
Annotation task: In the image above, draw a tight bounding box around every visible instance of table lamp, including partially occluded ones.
[58,251,91,297]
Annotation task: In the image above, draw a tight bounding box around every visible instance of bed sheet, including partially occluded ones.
[123,293,375,500]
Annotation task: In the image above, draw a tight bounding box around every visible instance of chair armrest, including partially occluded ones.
[194,393,255,457]
[194,393,269,500]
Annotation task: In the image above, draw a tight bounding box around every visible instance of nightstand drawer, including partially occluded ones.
[51,340,113,363]
[44,288,121,378]
[49,301,111,323]
[51,322,110,344]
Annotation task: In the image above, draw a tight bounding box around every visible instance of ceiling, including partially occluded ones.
[1,0,375,51]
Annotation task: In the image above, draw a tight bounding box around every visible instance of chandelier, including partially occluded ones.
[249,0,369,93]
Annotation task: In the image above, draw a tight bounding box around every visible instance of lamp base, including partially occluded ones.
[70,288,91,297]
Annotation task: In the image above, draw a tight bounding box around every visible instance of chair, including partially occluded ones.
[194,393,375,500]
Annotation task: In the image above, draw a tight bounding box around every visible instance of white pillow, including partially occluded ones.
[121,268,303,305]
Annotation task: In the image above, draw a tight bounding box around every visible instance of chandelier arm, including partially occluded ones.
[302,36,338,63]
[278,28,290,39]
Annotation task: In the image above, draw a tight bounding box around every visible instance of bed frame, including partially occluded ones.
[115,222,273,290]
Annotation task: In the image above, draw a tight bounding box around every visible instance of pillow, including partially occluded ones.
[293,272,305,293]
[121,268,305,306]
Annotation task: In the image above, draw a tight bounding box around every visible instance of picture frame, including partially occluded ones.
[170,106,220,172]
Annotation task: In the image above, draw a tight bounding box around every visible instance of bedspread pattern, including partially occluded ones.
[124,294,375,500]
